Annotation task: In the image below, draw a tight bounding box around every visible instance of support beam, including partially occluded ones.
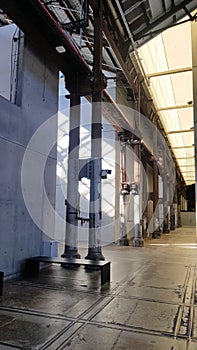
[142,159,148,238]
[152,126,160,238]
[170,182,176,230]
[133,142,144,247]
[163,151,170,233]
[124,1,145,17]
[62,93,81,259]
[152,159,161,238]
[179,164,195,167]
[86,0,105,260]
[167,129,193,134]
[158,104,193,111]
[147,67,192,78]
[176,156,194,160]
[134,0,194,40]
[119,134,129,246]
[172,145,194,149]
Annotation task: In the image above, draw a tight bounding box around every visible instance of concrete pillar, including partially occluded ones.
[191,18,197,235]
[133,142,144,247]
[86,0,105,260]
[62,94,81,259]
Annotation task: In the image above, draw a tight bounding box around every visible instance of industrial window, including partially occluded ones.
[0,23,21,103]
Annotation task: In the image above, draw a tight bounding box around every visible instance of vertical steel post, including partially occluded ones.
[191,18,197,235]
[177,190,182,227]
[173,189,178,229]
[162,150,170,233]
[86,0,105,260]
[133,142,144,247]
[170,187,176,230]
[62,94,81,258]
[152,159,161,238]
[115,132,121,242]
[152,124,160,238]
[119,135,129,245]
[142,159,148,237]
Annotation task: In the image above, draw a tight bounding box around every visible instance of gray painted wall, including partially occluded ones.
[0,33,58,277]
[181,212,196,227]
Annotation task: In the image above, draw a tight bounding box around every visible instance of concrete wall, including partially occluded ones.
[181,212,196,227]
[0,30,58,277]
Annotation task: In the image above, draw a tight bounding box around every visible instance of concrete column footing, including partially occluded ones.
[61,245,81,259]
[133,238,144,247]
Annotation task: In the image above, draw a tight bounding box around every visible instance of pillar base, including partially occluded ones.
[152,230,161,239]
[133,238,144,247]
[61,245,81,259]
[119,237,129,246]
[170,223,175,230]
[133,224,144,247]
[85,247,105,261]
[163,228,170,234]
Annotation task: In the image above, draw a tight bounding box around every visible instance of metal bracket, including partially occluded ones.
[79,159,112,180]
[77,216,90,225]
[121,182,140,195]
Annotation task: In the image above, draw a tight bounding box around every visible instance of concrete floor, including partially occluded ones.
[1,227,197,349]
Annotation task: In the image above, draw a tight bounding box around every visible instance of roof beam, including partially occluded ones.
[183,5,193,20]
[162,0,167,13]
[176,156,194,159]
[181,171,195,173]
[124,1,145,17]
[147,67,192,78]
[134,0,193,40]
[167,129,194,135]
[179,164,195,167]
[172,145,194,149]
[128,13,144,26]
[158,104,193,111]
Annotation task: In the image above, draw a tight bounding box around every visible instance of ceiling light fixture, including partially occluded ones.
[55,46,66,53]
